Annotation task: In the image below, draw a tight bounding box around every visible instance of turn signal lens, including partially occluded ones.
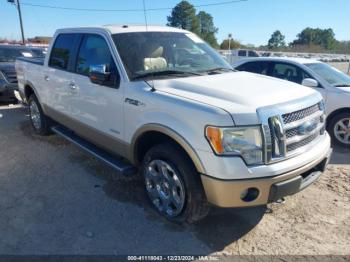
[205,126,224,154]
[205,125,263,165]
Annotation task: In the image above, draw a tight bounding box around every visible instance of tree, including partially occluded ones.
[219,39,242,49]
[196,11,218,48]
[167,1,200,35]
[291,27,336,50]
[267,30,286,50]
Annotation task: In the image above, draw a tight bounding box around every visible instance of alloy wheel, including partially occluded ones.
[144,159,185,217]
[29,100,41,130]
[334,118,350,145]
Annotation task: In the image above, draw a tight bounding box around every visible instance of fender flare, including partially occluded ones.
[129,123,206,174]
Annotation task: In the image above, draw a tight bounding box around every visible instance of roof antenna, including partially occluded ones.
[142,0,156,92]
[142,0,148,31]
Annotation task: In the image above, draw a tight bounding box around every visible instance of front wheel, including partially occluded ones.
[141,142,210,223]
[327,112,350,147]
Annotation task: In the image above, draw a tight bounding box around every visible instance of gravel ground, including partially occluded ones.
[0,104,349,256]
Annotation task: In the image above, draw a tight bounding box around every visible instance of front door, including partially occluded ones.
[68,33,125,155]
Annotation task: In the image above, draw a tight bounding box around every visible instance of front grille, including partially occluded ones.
[283,103,323,154]
[266,101,325,163]
[1,68,18,84]
[282,104,320,124]
[285,128,298,138]
[287,132,319,152]
[285,117,321,139]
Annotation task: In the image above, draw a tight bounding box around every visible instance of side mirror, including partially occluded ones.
[89,64,111,86]
[302,78,319,88]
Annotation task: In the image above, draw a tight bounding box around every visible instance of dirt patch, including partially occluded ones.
[19,120,69,147]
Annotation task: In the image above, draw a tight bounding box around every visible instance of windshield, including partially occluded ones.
[112,32,232,80]
[306,62,350,87]
[0,47,33,62]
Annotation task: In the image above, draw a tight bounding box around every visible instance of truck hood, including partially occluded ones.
[153,71,319,125]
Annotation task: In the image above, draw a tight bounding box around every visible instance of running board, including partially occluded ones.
[51,125,136,176]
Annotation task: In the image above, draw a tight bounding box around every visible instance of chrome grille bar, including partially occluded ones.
[257,94,326,164]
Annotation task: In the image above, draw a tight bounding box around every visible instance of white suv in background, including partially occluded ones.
[233,57,350,147]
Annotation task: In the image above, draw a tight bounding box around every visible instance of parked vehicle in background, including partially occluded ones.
[0,45,34,102]
[16,25,331,222]
[233,57,350,147]
[27,47,46,58]
[223,49,260,64]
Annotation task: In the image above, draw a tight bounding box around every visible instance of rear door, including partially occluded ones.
[43,33,81,117]
[68,33,125,154]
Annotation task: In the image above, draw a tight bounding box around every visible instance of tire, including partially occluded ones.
[141,142,210,223]
[327,112,350,147]
[28,94,52,135]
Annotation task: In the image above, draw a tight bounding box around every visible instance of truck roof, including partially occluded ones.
[233,57,322,66]
[56,24,190,35]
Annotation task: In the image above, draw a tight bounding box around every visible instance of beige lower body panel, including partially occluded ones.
[201,149,332,208]
[44,104,129,159]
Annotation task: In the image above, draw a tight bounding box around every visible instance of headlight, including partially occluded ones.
[205,126,263,165]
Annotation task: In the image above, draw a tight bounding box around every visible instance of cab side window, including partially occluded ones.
[76,34,120,87]
[238,50,246,57]
[236,61,270,75]
[248,51,259,57]
[49,34,78,70]
[271,63,305,84]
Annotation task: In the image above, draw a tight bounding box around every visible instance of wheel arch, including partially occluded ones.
[326,107,350,129]
[24,81,39,102]
[129,124,206,174]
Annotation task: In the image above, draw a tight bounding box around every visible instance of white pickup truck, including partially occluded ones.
[16,25,332,223]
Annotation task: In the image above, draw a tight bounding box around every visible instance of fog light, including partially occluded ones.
[240,187,259,202]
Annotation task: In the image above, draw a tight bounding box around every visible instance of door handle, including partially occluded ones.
[44,75,49,81]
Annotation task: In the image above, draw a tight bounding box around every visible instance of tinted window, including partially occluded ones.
[49,34,77,70]
[76,34,119,86]
[238,50,246,56]
[0,47,33,62]
[248,50,259,57]
[236,61,269,75]
[271,63,304,84]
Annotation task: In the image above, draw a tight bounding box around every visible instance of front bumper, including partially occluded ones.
[201,147,332,207]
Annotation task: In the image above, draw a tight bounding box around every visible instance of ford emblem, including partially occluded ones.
[298,121,317,135]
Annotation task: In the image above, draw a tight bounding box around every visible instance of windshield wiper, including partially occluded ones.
[334,84,350,87]
[132,70,202,80]
[204,67,236,74]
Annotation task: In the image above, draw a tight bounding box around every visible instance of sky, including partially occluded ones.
[0,0,349,46]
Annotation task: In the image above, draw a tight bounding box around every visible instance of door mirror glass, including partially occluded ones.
[89,64,111,85]
[302,78,319,88]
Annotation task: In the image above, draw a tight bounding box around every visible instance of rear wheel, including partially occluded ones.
[28,94,52,135]
[141,142,210,223]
